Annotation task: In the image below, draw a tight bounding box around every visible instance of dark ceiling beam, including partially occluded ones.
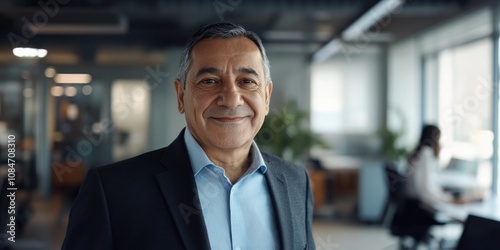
[264,12,281,31]
[2,0,365,12]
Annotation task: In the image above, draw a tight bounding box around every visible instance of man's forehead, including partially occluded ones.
[187,37,265,78]
[190,37,262,57]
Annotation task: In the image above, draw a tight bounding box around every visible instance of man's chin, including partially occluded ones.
[211,135,254,150]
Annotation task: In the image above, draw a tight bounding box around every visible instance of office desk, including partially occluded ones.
[308,154,387,222]
[317,155,362,196]
[428,170,497,222]
[308,154,364,217]
[430,195,500,222]
[319,155,362,171]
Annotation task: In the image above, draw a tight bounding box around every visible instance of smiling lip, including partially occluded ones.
[211,116,247,122]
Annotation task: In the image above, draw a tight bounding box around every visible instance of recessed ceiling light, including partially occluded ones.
[50,86,64,97]
[45,67,56,78]
[65,86,78,97]
[54,74,92,84]
[82,85,93,95]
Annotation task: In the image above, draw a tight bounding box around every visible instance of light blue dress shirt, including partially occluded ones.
[184,128,279,250]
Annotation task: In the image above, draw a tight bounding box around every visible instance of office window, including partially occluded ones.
[111,80,150,161]
[436,38,493,189]
[310,60,344,133]
[310,53,383,135]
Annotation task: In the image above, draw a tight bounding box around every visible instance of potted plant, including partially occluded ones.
[379,108,409,170]
[255,100,328,162]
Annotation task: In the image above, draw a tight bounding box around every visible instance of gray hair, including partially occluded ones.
[177,23,271,88]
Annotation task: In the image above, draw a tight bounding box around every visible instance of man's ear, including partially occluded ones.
[174,79,185,114]
[265,81,273,115]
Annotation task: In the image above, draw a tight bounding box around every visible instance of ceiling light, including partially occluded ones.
[82,85,93,95]
[313,0,404,62]
[54,74,92,84]
[37,49,48,58]
[45,67,56,78]
[312,39,343,62]
[65,86,78,97]
[50,86,64,97]
[342,0,404,41]
[66,104,79,120]
[12,47,48,58]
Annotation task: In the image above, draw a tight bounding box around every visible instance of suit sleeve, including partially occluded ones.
[62,168,114,250]
[305,170,316,250]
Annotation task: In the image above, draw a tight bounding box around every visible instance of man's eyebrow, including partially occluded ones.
[236,67,259,77]
[195,67,221,78]
[194,67,260,78]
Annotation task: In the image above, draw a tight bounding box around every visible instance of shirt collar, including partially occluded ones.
[183,127,267,176]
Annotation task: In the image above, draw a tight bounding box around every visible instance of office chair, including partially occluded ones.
[383,164,437,250]
[455,214,500,250]
[381,164,404,225]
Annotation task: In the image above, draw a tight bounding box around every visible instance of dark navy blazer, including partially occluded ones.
[62,129,315,250]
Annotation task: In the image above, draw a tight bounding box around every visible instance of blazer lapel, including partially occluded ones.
[155,130,211,250]
[264,155,294,250]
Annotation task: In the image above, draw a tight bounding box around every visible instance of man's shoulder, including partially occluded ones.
[261,151,307,178]
[93,146,171,177]
[96,129,187,172]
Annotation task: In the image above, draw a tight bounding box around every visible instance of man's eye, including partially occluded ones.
[240,79,257,85]
[196,79,220,89]
[239,79,260,90]
[202,79,216,84]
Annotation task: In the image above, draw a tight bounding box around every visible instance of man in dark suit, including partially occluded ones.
[62,23,315,250]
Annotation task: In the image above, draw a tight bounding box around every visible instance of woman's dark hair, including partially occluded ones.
[410,124,441,160]
[418,125,440,150]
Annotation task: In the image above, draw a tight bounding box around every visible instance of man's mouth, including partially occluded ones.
[211,116,247,122]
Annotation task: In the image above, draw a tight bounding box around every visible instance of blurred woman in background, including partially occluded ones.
[406,124,454,206]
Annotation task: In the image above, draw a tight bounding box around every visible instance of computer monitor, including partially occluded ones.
[455,214,500,250]
[446,157,478,176]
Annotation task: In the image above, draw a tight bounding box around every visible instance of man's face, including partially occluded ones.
[175,37,272,152]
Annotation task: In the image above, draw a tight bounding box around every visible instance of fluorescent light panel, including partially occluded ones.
[313,0,404,61]
[54,74,92,84]
[312,39,343,63]
[342,0,404,41]
[13,47,47,58]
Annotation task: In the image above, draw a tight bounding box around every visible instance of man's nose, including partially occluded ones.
[217,81,244,109]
